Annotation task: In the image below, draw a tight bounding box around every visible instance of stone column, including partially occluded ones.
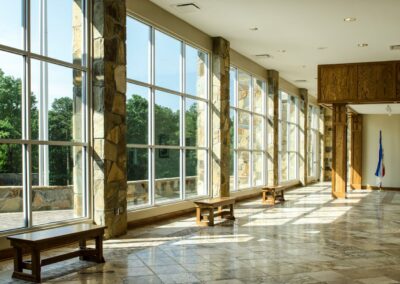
[323,107,333,181]
[92,0,127,238]
[350,113,362,189]
[298,89,308,185]
[332,104,347,198]
[211,37,230,198]
[72,0,84,217]
[267,70,279,185]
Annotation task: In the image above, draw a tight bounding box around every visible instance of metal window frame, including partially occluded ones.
[126,15,211,210]
[0,0,90,233]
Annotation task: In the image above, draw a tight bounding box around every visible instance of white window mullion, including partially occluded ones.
[180,42,185,200]
[149,27,155,206]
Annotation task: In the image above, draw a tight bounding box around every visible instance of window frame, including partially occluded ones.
[126,15,211,209]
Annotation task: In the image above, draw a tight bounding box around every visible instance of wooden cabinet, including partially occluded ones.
[358,62,396,101]
[318,64,357,103]
[318,60,400,104]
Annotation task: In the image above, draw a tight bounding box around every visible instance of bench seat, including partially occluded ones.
[194,197,235,226]
[261,185,287,205]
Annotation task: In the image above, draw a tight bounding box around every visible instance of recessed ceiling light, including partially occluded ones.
[390,45,400,50]
[317,47,327,50]
[277,49,286,53]
[249,27,258,31]
[301,65,306,68]
[358,43,368,47]
[344,17,356,22]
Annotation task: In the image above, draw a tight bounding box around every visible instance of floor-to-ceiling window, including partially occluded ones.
[126,16,209,208]
[0,0,88,232]
[308,105,320,178]
[279,91,299,182]
[230,67,268,191]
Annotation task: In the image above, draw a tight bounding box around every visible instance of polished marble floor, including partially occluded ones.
[1,183,400,283]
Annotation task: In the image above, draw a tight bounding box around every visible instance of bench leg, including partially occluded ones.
[262,191,267,204]
[228,204,235,220]
[79,239,87,261]
[13,247,23,273]
[31,248,41,283]
[281,191,285,201]
[208,208,214,226]
[218,206,223,220]
[95,235,105,263]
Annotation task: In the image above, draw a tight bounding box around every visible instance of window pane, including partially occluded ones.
[127,148,149,208]
[237,151,250,189]
[253,115,263,150]
[267,92,274,118]
[289,152,297,180]
[237,111,250,149]
[155,30,181,92]
[289,96,297,123]
[230,110,235,191]
[186,149,206,198]
[253,78,263,114]
[186,99,206,147]
[253,152,263,186]
[289,124,297,152]
[185,45,207,98]
[127,17,150,83]
[229,67,236,107]
[238,71,250,110]
[31,0,85,64]
[127,84,148,145]
[0,51,23,139]
[155,149,180,203]
[0,0,23,48]
[0,143,24,231]
[155,91,180,146]
[32,145,85,226]
[31,60,84,142]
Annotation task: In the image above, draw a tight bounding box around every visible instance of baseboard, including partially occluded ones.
[361,185,400,191]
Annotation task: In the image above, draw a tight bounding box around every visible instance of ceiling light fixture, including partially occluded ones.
[358,43,368,47]
[277,49,286,53]
[249,27,258,31]
[294,80,307,83]
[344,17,356,22]
[317,47,327,50]
[390,45,400,51]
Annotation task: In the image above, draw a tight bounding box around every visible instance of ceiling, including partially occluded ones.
[150,0,400,97]
[349,103,400,114]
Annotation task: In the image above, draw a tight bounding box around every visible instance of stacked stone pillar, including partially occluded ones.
[92,0,127,237]
[267,70,279,185]
[211,37,230,197]
[322,108,333,181]
[298,88,308,185]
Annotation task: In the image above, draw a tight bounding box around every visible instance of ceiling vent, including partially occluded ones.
[255,54,273,58]
[390,45,400,51]
[174,3,200,13]
[294,79,307,83]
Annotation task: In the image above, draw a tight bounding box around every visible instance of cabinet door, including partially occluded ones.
[358,62,396,101]
[319,64,357,103]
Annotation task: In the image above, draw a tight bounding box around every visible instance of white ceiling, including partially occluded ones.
[349,104,400,114]
[150,0,400,97]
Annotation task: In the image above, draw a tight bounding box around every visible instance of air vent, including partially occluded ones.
[255,54,273,58]
[175,2,200,13]
[294,80,307,83]
[390,45,400,50]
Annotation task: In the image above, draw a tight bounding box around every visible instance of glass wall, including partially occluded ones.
[308,105,320,178]
[126,17,209,208]
[278,91,299,182]
[230,67,268,191]
[0,0,88,232]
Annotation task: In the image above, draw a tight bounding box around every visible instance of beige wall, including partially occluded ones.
[230,49,268,80]
[362,114,400,188]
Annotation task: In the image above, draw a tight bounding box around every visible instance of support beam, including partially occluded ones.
[211,37,230,197]
[350,113,363,189]
[332,104,347,198]
[267,70,279,185]
[299,88,308,185]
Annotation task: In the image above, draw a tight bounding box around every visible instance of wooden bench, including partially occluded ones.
[262,185,287,205]
[194,197,236,226]
[7,224,106,283]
